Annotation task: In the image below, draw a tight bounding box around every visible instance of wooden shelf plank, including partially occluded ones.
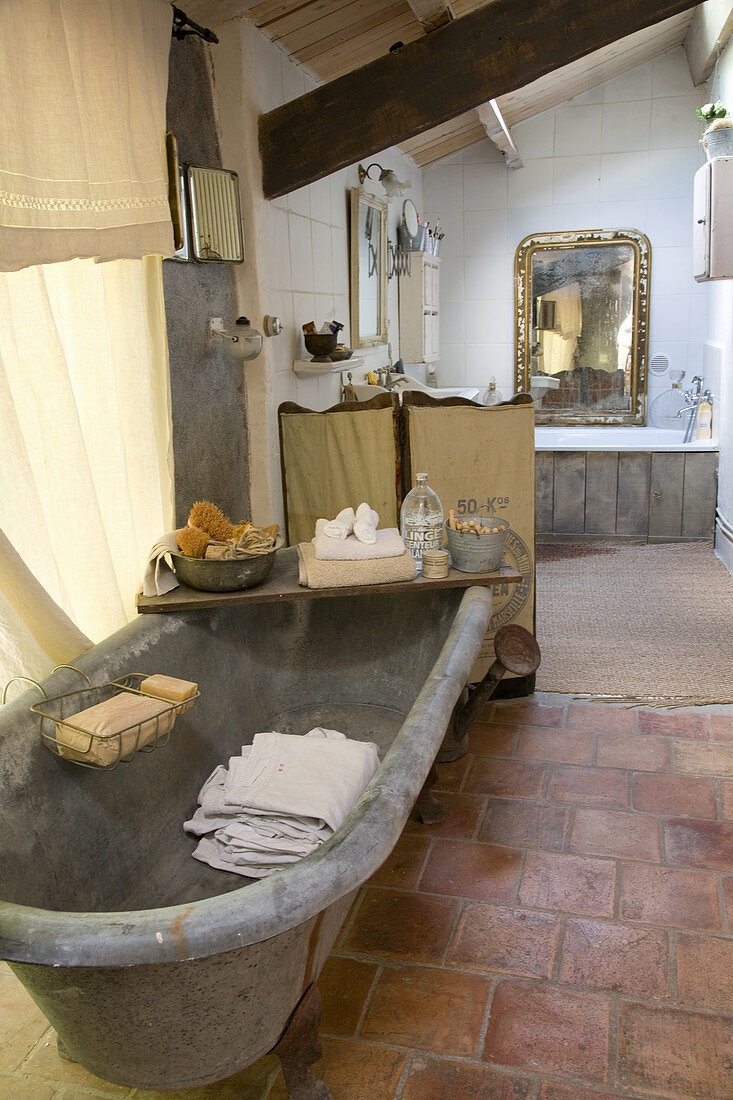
[137,547,523,614]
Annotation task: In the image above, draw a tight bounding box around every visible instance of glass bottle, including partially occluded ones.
[400,473,444,572]
[484,378,499,406]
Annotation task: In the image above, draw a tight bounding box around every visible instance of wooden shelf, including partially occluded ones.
[137,547,523,614]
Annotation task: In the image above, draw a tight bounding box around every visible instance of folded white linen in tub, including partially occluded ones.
[313,519,406,561]
[353,502,379,544]
[183,728,380,878]
[322,507,355,540]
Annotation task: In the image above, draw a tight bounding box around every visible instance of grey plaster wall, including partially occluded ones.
[164,38,250,527]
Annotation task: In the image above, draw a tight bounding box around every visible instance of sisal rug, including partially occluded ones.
[534,541,733,706]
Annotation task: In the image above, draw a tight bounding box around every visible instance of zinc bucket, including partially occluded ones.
[445,518,510,573]
[705,127,733,160]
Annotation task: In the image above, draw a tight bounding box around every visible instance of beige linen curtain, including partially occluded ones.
[0,0,174,271]
[0,256,175,685]
[0,530,93,687]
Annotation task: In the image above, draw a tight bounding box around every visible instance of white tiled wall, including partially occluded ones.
[705,40,733,572]
[248,33,422,526]
[423,48,707,405]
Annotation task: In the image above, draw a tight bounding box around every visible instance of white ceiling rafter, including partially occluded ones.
[476,99,523,168]
[406,0,454,32]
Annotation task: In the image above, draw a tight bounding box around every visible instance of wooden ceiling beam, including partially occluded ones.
[476,99,523,168]
[406,0,454,33]
[259,0,700,199]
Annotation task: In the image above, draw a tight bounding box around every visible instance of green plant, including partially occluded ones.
[697,101,728,123]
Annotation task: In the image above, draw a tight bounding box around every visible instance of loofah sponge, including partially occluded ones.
[188,500,234,541]
[176,525,209,558]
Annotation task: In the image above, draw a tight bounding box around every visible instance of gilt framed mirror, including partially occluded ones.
[349,187,388,348]
[515,228,650,425]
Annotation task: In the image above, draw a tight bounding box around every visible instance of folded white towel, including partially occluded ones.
[192,836,305,878]
[184,727,380,879]
[142,531,180,597]
[225,729,379,832]
[313,520,406,561]
[322,507,355,540]
[354,502,380,544]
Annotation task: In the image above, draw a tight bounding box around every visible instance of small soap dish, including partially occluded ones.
[19,668,200,770]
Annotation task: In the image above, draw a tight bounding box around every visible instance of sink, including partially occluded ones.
[530,375,560,395]
[351,375,484,403]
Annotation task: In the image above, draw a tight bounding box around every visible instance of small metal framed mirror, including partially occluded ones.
[186,166,244,263]
[515,228,650,425]
[349,187,388,348]
[166,135,244,264]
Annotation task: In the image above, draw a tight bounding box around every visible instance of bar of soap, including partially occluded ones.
[55,692,174,767]
[139,674,198,713]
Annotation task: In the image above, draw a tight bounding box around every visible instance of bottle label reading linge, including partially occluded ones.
[403,521,442,563]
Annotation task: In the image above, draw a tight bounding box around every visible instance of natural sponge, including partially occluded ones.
[188,500,234,541]
[176,525,209,558]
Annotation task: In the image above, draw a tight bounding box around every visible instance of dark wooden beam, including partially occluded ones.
[259,0,699,198]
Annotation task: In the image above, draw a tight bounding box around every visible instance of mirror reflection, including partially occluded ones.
[349,188,387,348]
[515,229,650,424]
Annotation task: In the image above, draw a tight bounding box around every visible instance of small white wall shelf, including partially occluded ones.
[293,358,364,379]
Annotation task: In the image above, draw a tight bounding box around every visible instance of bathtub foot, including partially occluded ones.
[438,626,542,763]
[56,1035,77,1064]
[416,765,447,824]
[273,983,332,1100]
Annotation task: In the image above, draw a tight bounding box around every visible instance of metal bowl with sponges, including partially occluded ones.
[170,543,281,592]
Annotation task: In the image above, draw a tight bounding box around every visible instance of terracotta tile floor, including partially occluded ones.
[3,695,733,1099]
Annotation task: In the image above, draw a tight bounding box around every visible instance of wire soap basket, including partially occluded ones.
[6,668,200,771]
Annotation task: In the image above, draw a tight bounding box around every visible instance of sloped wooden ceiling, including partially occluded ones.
[183,0,698,182]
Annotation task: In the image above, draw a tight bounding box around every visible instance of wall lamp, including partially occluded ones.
[208,316,263,361]
[358,163,411,200]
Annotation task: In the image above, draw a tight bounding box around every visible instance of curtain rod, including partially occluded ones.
[171,6,219,44]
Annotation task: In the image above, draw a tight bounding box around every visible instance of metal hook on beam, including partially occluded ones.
[171,6,219,44]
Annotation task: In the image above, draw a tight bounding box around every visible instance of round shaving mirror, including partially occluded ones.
[403,199,419,238]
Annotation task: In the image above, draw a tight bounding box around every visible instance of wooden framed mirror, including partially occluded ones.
[349,187,388,348]
[515,228,650,425]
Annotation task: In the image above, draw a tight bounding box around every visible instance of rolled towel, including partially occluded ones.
[297,541,417,589]
[353,502,380,544]
[142,531,180,597]
[314,520,406,561]
[322,507,355,540]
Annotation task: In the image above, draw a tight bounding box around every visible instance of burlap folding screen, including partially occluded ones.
[402,393,536,680]
[278,395,400,546]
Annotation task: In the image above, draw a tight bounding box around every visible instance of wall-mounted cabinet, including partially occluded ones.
[693,157,733,281]
[399,253,440,363]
